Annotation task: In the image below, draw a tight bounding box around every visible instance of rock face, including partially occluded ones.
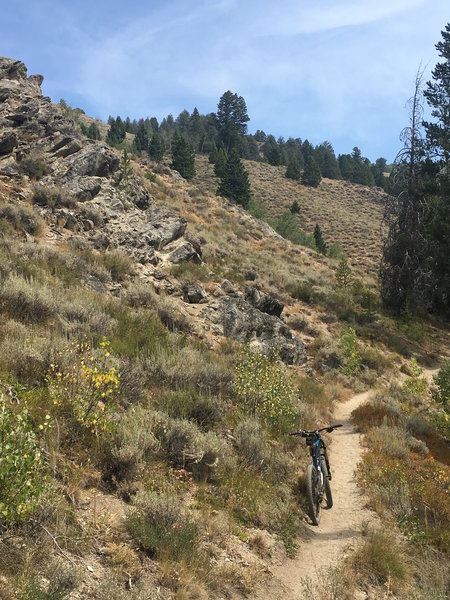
[0,55,193,269]
[245,286,284,317]
[183,282,208,304]
[0,55,308,366]
[0,132,18,155]
[203,296,306,365]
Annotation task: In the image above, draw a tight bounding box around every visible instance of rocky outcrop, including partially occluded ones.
[202,296,306,365]
[183,282,208,304]
[62,144,120,178]
[245,286,284,317]
[145,207,187,249]
[166,241,202,265]
[0,132,18,155]
[0,55,309,366]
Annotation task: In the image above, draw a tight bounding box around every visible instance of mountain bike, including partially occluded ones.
[290,424,343,525]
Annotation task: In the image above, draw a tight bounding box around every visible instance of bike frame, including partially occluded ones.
[290,424,342,525]
[308,433,329,498]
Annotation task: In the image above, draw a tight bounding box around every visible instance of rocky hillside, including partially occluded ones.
[0,57,448,600]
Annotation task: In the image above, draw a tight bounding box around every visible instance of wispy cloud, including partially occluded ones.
[1,0,447,159]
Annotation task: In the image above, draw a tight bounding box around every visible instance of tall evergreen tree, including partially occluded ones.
[314,224,327,254]
[217,149,251,207]
[171,132,195,180]
[189,107,203,152]
[106,116,126,147]
[263,135,282,165]
[134,122,149,154]
[87,122,101,140]
[316,142,340,179]
[379,42,450,318]
[216,91,250,153]
[214,148,227,178]
[148,133,165,162]
[301,157,322,187]
[285,157,301,180]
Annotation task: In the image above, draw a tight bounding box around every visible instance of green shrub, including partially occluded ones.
[19,154,50,179]
[327,241,344,259]
[108,306,169,358]
[0,274,56,323]
[287,280,315,303]
[48,338,120,437]
[109,406,160,480]
[432,360,450,410]
[159,389,221,428]
[269,211,315,248]
[234,418,267,470]
[0,202,44,235]
[247,197,267,219]
[340,327,361,376]
[234,345,297,433]
[234,418,292,484]
[126,489,198,561]
[353,527,409,585]
[160,418,226,472]
[402,358,428,398]
[100,250,133,281]
[0,320,66,385]
[0,395,49,525]
[32,184,77,209]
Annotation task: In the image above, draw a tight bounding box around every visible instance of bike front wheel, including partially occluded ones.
[306,463,321,525]
[321,459,333,508]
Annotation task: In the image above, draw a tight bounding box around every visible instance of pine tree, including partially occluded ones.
[87,122,101,140]
[285,157,301,180]
[216,91,250,153]
[301,157,322,187]
[423,23,450,168]
[336,257,352,288]
[208,141,218,164]
[217,149,251,207]
[148,133,165,162]
[171,133,195,180]
[290,200,300,214]
[189,107,203,152]
[134,122,149,154]
[106,116,126,147]
[314,224,327,254]
[214,148,227,178]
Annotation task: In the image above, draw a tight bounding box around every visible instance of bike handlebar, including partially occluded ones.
[289,424,343,437]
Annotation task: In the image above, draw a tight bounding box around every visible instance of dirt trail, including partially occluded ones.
[274,390,377,595]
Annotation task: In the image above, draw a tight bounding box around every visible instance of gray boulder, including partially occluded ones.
[145,207,187,249]
[205,296,306,365]
[166,241,201,265]
[245,286,284,317]
[0,132,17,155]
[183,282,208,304]
[63,144,120,178]
[49,136,83,158]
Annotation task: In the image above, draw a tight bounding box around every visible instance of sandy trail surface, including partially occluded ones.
[273,390,377,595]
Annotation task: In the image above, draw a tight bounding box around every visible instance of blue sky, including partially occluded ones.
[1,0,448,161]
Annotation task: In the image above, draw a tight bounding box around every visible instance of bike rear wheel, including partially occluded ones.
[321,459,333,508]
[306,463,321,525]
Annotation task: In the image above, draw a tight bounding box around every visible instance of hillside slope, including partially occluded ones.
[0,56,448,600]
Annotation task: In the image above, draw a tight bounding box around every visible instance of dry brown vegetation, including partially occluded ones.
[0,135,448,600]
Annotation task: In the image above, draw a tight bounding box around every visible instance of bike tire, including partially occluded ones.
[321,459,333,508]
[306,463,321,525]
